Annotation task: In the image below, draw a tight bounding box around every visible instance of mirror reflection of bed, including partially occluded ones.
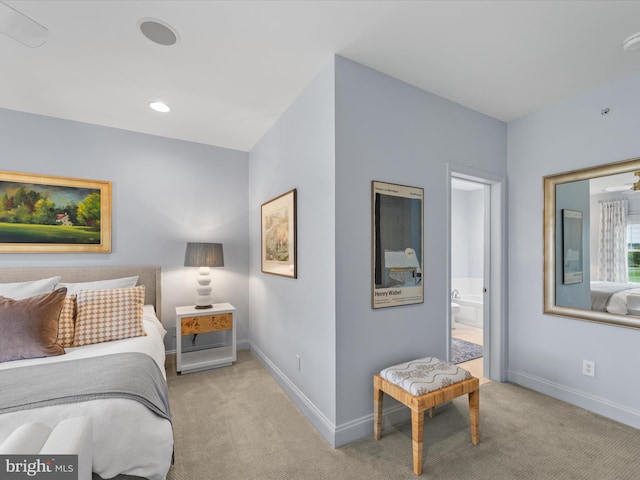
[591,282,640,317]
[567,169,640,317]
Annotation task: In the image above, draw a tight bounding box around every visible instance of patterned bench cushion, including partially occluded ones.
[380,357,472,396]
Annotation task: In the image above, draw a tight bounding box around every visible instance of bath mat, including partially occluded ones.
[451,337,483,364]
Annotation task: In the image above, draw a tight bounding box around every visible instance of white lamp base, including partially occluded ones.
[194,266,213,309]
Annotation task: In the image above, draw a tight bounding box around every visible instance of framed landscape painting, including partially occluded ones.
[261,188,297,278]
[0,171,111,253]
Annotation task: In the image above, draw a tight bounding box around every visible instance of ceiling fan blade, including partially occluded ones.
[0,1,48,48]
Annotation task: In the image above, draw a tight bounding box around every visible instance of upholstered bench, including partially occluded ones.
[373,357,480,476]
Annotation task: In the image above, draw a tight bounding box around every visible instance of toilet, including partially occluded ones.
[451,302,460,329]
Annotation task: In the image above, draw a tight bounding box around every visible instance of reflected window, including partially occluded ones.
[627,221,640,283]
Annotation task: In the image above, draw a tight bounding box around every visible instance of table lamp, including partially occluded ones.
[184,242,224,309]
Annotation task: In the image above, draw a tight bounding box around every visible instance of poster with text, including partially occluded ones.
[372,181,424,309]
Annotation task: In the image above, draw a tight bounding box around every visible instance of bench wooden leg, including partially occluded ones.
[411,409,424,476]
[374,372,479,476]
[469,388,480,445]
[374,385,383,440]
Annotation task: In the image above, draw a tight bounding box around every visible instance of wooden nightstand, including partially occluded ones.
[175,303,236,374]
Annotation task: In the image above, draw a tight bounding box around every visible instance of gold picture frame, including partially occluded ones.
[261,189,297,278]
[0,171,111,253]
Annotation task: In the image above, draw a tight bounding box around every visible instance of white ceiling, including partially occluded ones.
[590,171,639,195]
[2,0,640,152]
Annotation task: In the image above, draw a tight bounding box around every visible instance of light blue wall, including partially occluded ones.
[248,61,337,433]
[555,180,591,309]
[247,56,506,446]
[334,57,506,439]
[0,108,250,352]
[508,75,640,428]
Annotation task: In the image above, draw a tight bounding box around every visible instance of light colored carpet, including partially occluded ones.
[165,350,640,480]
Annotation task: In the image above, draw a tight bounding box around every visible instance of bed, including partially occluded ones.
[0,266,173,480]
[590,281,640,316]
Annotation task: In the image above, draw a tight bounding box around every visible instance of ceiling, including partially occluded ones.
[1,1,640,152]
[590,171,640,195]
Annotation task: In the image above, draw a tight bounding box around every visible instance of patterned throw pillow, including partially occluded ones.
[56,294,76,348]
[73,286,146,347]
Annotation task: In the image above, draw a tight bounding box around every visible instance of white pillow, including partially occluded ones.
[0,276,61,300]
[143,304,167,337]
[56,276,139,295]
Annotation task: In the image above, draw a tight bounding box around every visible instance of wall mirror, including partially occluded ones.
[544,157,640,329]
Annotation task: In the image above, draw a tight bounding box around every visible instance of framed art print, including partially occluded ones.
[261,188,297,278]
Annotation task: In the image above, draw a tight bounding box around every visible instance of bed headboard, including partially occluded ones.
[0,266,162,319]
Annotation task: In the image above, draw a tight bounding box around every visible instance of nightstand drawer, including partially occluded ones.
[181,313,232,335]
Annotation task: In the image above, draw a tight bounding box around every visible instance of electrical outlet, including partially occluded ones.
[582,360,595,377]
[296,354,301,372]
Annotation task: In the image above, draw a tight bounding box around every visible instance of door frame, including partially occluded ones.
[446,163,507,382]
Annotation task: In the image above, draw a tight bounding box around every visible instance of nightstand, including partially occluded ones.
[175,303,236,374]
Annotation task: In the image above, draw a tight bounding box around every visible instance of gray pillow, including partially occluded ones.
[0,288,67,363]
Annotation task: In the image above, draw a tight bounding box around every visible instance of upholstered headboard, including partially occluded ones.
[0,266,162,319]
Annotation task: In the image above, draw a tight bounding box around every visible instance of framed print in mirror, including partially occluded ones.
[562,209,583,284]
[261,188,297,278]
[0,171,111,253]
[372,181,423,309]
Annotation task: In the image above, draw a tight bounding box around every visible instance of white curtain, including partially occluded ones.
[598,199,628,282]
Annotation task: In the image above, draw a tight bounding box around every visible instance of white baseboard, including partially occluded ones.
[249,342,338,446]
[508,369,640,429]
[249,342,416,447]
[334,404,410,447]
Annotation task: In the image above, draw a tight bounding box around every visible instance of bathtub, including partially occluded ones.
[455,294,483,327]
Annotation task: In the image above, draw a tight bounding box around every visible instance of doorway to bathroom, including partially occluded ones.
[448,164,507,383]
[451,178,486,381]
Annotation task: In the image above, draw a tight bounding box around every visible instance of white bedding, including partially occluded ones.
[0,305,173,480]
[606,287,640,315]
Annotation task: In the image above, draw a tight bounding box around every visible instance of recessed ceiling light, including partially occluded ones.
[149,101,171,113]
[138,18,178,46]
[623,32,640,51]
